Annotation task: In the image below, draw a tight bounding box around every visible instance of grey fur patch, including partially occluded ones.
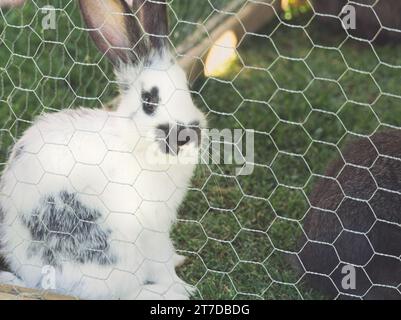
[23,192,116,268]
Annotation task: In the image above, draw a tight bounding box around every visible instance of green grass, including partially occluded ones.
[2,1,401,300]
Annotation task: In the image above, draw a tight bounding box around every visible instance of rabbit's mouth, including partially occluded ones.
[156,122,201,155]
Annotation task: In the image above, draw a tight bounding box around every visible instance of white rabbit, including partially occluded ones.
[0,0,206,300]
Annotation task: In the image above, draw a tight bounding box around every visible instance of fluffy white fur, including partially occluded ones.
[0,54,206,299]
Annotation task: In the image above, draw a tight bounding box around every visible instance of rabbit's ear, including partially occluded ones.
[79,0,148,66]
[133,0,169,52]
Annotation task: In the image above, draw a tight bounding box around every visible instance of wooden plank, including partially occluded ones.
[0,284,77,300]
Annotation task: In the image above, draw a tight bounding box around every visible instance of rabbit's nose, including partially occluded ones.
[177,122,201,148]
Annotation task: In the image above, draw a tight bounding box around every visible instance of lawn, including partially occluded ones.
[1,0,401,300]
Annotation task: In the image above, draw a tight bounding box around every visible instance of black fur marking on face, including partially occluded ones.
[142,87,160,115]
[22,191,116,268]
[156,124,172,154]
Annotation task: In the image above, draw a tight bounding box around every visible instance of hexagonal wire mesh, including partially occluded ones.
[0,0,401,300]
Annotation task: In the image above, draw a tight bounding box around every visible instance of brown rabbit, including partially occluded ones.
[312,0,401,43]
[300,130,401,300]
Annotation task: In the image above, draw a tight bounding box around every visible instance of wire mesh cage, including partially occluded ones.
[0,0,401,300]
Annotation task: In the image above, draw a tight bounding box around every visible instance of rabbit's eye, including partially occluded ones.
[142,87,160,115]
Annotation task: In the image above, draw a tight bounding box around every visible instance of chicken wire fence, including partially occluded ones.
[0,0,401,300]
